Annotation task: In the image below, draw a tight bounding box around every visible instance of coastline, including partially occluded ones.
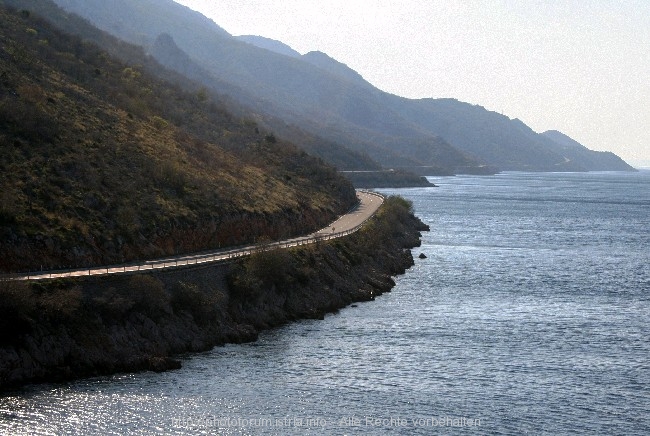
[0,197,429,390]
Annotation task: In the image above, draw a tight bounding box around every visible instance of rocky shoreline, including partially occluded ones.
[0,196,428,389]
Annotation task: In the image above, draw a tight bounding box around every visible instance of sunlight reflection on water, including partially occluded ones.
[1,172,649,435]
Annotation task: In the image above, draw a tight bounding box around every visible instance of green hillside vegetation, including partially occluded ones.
[0,5,356,273]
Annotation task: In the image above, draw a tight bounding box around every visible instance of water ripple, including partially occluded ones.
[1,172,649,435]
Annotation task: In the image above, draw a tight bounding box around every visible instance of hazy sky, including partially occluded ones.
[175,0,650,165]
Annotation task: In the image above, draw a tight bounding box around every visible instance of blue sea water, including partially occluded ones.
[1,171,649,435]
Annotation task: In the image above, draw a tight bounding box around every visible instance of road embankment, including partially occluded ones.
[0,196,429,389]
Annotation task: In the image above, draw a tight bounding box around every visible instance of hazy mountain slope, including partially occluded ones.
[541,130,635,171]
[301,51,371,88]
[237,35,301,58]
[48,0,632,174]
[388,97,584,171]
[150,32,479,174]
[43,0,230,48]
[5,0,384,175]
[235,36,370,89]
[389,97,636,171]
[0,4,356,272]
[43,0,446,177]
[149,33,382,171]
[158,38,481,172]
[48,0,483,174]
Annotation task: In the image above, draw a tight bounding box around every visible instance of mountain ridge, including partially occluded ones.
[301,50,371,88]
[46,0,486,174]
[541,130,634,172]
[46,0,635,174]
[236,35,301,58]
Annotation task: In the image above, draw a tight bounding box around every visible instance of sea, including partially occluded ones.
[1,171,649,435]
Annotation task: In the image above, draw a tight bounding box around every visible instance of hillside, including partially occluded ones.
[0,4,357,273]
[148,32,383,172]
[389,97,636,172]
[11,0,423,183]
[237,35,301,58]
[541,130,634,171]
[0,196,429,388]
[46,0,635,175]
[47,0,485,175]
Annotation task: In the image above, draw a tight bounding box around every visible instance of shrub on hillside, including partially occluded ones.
[0,280,37,343]
[229,245,295,300]
[170,281,222,325]
[125,275,171,320]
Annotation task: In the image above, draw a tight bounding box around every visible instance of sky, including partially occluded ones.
[175,0,650,166]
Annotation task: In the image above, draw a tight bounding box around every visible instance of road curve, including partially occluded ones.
[9,191,384,281]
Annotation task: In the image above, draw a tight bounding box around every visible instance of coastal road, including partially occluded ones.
[312,190,383,236]
[10,191,384,281]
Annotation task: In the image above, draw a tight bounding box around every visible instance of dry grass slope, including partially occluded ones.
[0,5,356,272]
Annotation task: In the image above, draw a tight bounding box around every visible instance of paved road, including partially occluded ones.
[11,191,384,281]
[312,191,383,236]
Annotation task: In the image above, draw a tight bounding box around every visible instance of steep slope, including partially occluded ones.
[541,130,635,171]
[237,35,301,58]
[389,97,636,172]
[13,0,408,177]
[40,0,231,47]
[48,0,484,174]
[149,32,381,171]
[0,5,356,273]
[388,98,582,171]
[47,0,631,174]
[301,51,371,88]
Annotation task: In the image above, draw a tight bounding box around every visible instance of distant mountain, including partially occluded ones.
[149,32,389,172]
[48,0,633,174]
[48,0,484,174]
[301,51,371,88]
[542,130,589,149]
[44,0,230,47]
[237,35,301,58]
[388,98,635,172]
[236,38,373,93]
[541,130,635,171]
